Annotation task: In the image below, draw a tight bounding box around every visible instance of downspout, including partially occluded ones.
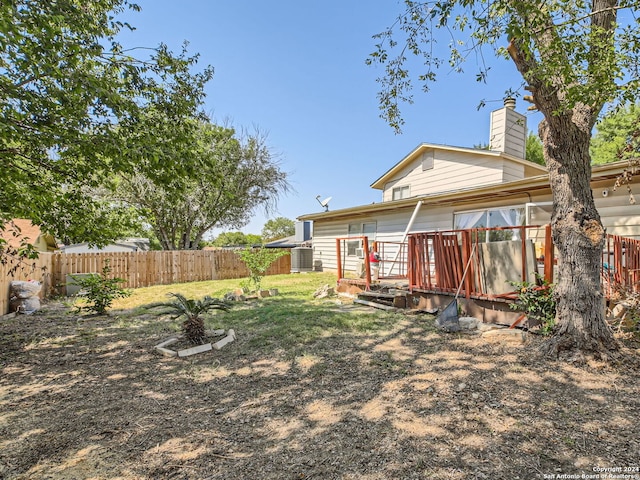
[385,200,423,276]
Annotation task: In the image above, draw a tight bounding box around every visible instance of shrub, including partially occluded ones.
[237,247,289,291]
[509,275,556,335]
[154,293,229,345]
[69,260,131,314]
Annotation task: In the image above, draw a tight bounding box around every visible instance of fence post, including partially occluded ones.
[461,230,473,299]
[407,235,415,289]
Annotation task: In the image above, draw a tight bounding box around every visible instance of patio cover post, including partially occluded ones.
[336,239,343,281]
[384,200,423,276]
[363,236,371,290]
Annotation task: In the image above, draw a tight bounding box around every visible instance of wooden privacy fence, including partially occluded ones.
[1,249,291,315]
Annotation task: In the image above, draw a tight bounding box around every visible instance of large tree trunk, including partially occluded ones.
[540,114,618,358]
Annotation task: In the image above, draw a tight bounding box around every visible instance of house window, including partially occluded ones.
[347,241,360,256]
[392,185,410,200]
[454,206,525,242]
[346,222,377,256]
[422,150,434,170]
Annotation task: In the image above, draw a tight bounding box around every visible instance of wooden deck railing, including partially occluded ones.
[339,226,640,302]
[405,225,551,299]
[602,234,640,299]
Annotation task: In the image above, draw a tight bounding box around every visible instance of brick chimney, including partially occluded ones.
[489,98,527,159]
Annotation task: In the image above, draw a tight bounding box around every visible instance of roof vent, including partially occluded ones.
[504,97,516,109]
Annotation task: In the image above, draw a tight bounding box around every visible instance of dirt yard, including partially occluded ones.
[1,300,639,480]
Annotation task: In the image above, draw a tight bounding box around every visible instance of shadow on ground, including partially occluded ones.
[0,298,639,479]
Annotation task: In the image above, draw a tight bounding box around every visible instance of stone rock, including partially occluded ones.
[393,296,407,309]
[476,323,503,333]
[224,292,246,302]
[456,383,467,392]
[258,290,271,298]
[458,316,479,330]
[313,284,335,299]
[269,288,279,296]
[481,328,526,344]
[156,336,179,348]
[611,303,627,319]
[336,283,363,297]
[213,332,236,350]
[156,347,178,357]
[177,343,212,357]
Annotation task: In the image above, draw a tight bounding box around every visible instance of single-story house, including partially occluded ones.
[298,100,640,276]
[1,219,58,252]
[264,222,313,249]
[60,238,150,253]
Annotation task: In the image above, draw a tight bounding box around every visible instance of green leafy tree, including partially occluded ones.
[244,234,264,246]
[367,0,636,358]
[526,132,544,166]
[591,103,640,165]
[0,0,213,247]
[237,247,290,292]
[261,217,295,242]
[212,232,262,247]
[613,113,640,201]
[117,123,290,250]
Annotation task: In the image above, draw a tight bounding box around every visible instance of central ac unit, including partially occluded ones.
[291,247,313,273]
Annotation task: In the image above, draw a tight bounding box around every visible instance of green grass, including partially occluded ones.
[109,272,402,354]
[112,271,338,309]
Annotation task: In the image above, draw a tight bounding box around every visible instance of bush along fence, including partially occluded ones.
[0,249,292,315]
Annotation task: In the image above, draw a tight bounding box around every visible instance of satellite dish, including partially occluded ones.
[315,195,332,211]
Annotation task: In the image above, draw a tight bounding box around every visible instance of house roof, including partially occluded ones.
[299,161,628,223]
[263,235,306,248]
[1,219,57,250]
[369,143,548,190]
[60,242,140,252]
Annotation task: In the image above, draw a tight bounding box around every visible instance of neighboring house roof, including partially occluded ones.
[369,142,548,190]
[299,160,628,223]
[263,235,304,248]
[61,242,139,253]
[60,238,150,253]
[1,219,57,252]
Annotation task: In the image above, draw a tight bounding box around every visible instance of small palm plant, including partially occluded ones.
[156,293,229,345]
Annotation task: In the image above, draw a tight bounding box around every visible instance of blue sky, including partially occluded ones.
[118,1,542,237]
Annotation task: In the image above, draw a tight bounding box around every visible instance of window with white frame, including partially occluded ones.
[454,206,525,242]
[525,202,553,244]
[392,185,410,200]
[346,222,377,256]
